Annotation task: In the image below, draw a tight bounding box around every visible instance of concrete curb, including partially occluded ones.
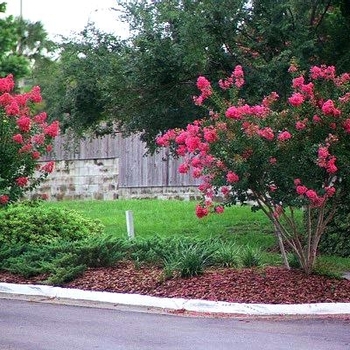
[1,282,350,315]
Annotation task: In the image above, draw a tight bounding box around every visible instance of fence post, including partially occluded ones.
[125,210,135,239]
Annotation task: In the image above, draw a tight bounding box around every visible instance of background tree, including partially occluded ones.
[34,0,350,151]
[0,2,55,84]
[0,2,28,79]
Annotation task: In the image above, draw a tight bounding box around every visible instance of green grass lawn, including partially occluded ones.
[45,199,275,246]
[45,199,350,273]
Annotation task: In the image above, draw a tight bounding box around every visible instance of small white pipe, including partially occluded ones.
[125,210,134,239]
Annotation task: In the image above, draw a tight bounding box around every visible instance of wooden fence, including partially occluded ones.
[46,133,200,188]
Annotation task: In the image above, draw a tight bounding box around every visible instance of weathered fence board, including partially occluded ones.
[46,133,200,188]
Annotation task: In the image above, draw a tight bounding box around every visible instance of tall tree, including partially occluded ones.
[35,0,350,151]
[0,2,28,78]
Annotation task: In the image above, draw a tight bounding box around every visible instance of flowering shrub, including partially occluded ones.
[0,75,59,205]
[157,64,350,274]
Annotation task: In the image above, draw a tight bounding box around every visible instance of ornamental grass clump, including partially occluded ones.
[0,74,59,205]
[157,63,350,274]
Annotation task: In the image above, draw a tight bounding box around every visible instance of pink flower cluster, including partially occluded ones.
[294,178,335,207]
[317,144,337,174]
[219,65,245,90]
[193,76,212,106]
[0,74,60,205]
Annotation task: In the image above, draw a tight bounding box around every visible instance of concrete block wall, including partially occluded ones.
[118,186,201,200]
[30,158,119,201]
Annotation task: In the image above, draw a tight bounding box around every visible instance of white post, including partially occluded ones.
[125,210,134,239]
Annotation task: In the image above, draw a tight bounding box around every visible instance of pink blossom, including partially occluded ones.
[185,136,200,152]
[192,168,202,178]
[288,64,298,73]
[326,157,337,174]
[19,144,32,153]
[301,82,314,95]
[277,131,292,141]
[30,86,42,103]
[269,184,277,192]
[5,101,20,116]
[196,76,211,91]
[310,66,322,79]
[225,106,242,120]
[44,121,60,137]
[195,205,209,218]
[294,178,301,186]
[40,161,55,174]
[32,134,45,145]
[296,185,308,195]
[343,119,350,133]
[0,194,9,205]
[215,206,224,214]
[292,76,305,88]
[33,112,48,124]
[32,151,41,159]
[313,115,321,123]
[16,116,31,132]
[288,92,304,107]
[262,92,279,107]
[0,92,13,106]
[226,171,239,183]
[339,93,350,104]
[322,99,340,116]
[318,146,329,159]
[325,186,336,197]
[203,127,218,143]
[16,177,28,187]
[178,163,189,174]
[258,127,274,141]
[0,74,15,93]
[310,65,335,80]
[191,157,202,168]
[269,157,277,164]
[221,186,230,195]
[12,134,23,144]
[305,189,318,200]
[176,145,187,156]
[295,121,306,130]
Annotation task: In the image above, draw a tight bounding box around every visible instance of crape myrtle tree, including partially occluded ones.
[34,0,350,151]
[0,74,59,205]
[157,63,350,274]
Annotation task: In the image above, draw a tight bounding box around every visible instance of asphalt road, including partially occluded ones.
[1,298,350,350]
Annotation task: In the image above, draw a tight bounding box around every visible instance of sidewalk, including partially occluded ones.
[1,282,350,316]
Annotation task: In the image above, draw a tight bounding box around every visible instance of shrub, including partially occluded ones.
[319,197,350,257]
[0,202,104,245]
[163,239,216,278]
[241,246,263,268]
[212,241,241,268]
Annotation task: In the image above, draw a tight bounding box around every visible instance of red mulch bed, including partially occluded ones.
[1,261,350,304]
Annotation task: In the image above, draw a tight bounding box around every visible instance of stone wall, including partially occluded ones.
[30,158,119,201]
[29,158,201,201]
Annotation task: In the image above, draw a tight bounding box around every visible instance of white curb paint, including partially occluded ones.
[1,282,350,315]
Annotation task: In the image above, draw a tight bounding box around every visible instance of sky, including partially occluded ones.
[5,0,129,39]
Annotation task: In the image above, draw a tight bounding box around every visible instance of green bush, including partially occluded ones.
[162,239,216,278]
[241,246,263,268]
[319,212,350,258]
[0,236,128,284]
[0,202,104,245]
[212,241,241,268]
